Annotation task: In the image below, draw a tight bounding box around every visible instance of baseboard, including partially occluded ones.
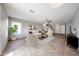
[0,48,2,56]
[53,33,65,35]
[0,39,8,56]
[78,48,79,51]
[0,49,1,56]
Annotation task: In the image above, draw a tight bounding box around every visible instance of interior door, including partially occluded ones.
[60,25,65,34]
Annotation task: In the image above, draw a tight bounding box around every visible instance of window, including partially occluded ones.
[11,22,21,34]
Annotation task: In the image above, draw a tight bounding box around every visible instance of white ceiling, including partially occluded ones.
[3,3,79,24]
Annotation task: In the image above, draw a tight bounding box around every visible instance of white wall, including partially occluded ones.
[70,7,79,49]
[65,7,79,49]
[3,3,79,24]
[71,7,79,31]
[65,22,71,36]
[54,24,65,34]
[65,7,79,36]
[0,4,8,55]
[9,17,43,39]
[0,4,1,55]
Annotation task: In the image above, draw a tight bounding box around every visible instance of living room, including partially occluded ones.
[0,3,79,56]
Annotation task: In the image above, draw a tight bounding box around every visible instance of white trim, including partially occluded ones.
[0,48,3,56]
[0,49,2,56]
[78,48,79,51]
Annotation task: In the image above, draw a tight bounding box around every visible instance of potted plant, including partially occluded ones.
[8,25,18,40]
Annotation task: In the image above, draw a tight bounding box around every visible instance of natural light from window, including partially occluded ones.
[12,22,21,34]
